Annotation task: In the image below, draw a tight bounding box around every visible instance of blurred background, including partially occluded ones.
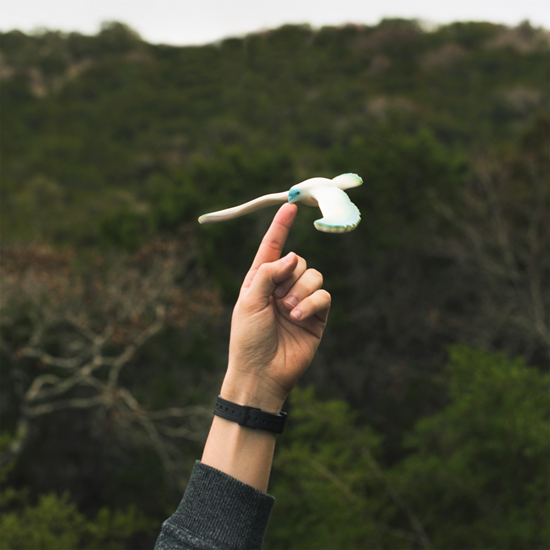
[0,1,548,548]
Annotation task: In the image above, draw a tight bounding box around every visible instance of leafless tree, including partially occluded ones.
[0,231,223,489]
[431,152,549,361]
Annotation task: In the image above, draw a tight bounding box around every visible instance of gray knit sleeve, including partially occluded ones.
[154,461,275,550]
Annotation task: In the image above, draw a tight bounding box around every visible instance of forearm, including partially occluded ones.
[201,375,285,493]
[201,416,276,493]
[156,203,330,549]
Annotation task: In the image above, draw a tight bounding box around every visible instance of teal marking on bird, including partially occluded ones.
[198,173,362,233]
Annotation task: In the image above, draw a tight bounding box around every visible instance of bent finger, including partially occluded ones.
[290,289,331,324]
[280,268,323,311]
[245,252,299,308]
[273,255,308,300]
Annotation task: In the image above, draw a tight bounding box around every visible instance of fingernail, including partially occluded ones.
[291,309,302,320]
[284,296,298,310]
[274,285,286,298]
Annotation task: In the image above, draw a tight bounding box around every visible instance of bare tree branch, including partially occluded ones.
[0,235,222,481]
[430,154,549,358]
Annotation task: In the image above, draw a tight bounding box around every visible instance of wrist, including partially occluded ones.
[220,374,287,414]
[214,395,287,434]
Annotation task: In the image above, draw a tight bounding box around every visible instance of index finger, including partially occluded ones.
[249,203,298,271]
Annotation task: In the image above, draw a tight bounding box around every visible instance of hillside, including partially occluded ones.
[1,19,549,549]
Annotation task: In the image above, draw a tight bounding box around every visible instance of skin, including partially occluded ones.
[201,203,331,492]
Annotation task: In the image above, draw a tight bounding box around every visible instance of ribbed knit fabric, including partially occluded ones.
[155,461,275,550]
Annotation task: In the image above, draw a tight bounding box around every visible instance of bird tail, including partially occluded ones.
[332,173,363,190]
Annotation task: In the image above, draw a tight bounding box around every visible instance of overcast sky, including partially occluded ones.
[1,0,548,46]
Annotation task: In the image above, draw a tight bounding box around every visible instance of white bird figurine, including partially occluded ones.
[198,173,362,233]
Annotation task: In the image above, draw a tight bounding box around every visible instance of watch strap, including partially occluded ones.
[214,395,287,434]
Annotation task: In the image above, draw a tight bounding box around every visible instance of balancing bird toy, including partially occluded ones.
[198,173,362,233]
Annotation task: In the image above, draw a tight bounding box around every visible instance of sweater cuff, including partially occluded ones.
[157,461,275,550]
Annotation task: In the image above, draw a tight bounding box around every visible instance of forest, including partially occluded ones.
[0,18,549,549]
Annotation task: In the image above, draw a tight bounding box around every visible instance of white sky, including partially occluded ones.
[1,0,548,46]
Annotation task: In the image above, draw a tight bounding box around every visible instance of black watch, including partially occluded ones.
[213,395,287,434]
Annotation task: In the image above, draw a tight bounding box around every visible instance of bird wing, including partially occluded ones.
[309,186,361,233]
[198,191,289,224]
[332,173,363,190]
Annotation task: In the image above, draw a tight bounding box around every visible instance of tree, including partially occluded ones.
[0,489,154,550]
[391,345,549,549]
[265,346,549,549]
[0,233,222,491]
[431,115,549,364]
[265,387,430,549]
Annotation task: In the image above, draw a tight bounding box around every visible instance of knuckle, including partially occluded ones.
[257,263,273,278]
[308,268,323,285]
[260,237,282,255]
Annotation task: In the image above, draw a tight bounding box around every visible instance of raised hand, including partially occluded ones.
[221,203,331,413]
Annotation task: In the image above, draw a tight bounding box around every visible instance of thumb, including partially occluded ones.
[245,252,298,306]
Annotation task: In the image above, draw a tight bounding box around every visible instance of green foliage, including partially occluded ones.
[0,19,548,550]
[1,19,546,246]
[96,22,143,56]
[436,21,502,49]
[99,206,156,251]
[0,433,156,550]
[391,346,550,549]
[266,348,550,549]
[266,387,386,549]
[0,491,155,550]
[328,124,466,249]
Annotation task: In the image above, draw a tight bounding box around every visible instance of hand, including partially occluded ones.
[221,203,331,413]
